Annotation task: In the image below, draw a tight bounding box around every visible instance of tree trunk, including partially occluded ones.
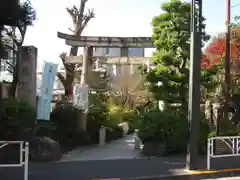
[8,51,19,97]
[8,75,18,97]
[59,0,95,132]
[64,73,74,96]
[64,43,79,97]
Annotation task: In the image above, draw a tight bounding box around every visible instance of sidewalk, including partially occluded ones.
[61,134,141,161]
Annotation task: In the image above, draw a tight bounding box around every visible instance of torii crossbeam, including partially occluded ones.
[57,32,154,48]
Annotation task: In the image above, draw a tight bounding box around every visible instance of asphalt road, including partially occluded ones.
[1,156,240,180]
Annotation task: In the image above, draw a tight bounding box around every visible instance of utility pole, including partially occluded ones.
[224,0,231,126]
[197,0,202,35]
[186,0,201,170]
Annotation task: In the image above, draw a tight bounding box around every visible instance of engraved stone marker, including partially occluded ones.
[17,46,37,107]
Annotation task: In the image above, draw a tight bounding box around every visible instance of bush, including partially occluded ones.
[50,102,125,151]
[0,98,36,140]
[199,120,210,154]
[138,110,188,154]
[47,93,141,152]
[138,109,210,155]
[88,105,124,142]
[50,104,93,151]
[0,98,36,163]
[105,126,123,142]
[122,109,139,133]
[51,103,81,133]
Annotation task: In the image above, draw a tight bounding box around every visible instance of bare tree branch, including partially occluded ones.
[60,52,73,72]
[5,60,15,74]
[57,72,66,86]
[60,52,67,63]
[66,6,78,26]
[59,52,76,77]
[5,61,14,69]
[2,26,25,48]
[68,27,75,33]
[76,9,95,34]
[77,0,87,26]
[17,25,27,45]
[2,43,15,52]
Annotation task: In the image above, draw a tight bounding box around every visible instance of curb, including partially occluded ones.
[93,179,120,180]
[122,168,240,180]
[187,168,240,179]
[184,168,240,175]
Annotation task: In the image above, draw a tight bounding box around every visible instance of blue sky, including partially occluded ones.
[22,0,240,69]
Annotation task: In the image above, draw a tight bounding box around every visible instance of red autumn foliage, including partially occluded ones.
[201,38,238,69]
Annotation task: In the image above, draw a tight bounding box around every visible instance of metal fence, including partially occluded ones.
[0,141,29,180]
[207,136,240,169]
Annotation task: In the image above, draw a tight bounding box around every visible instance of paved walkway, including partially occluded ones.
[61,134,141,161]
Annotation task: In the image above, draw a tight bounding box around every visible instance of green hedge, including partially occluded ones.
[138,109,210,155]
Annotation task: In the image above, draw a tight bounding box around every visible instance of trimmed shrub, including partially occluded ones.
[138,109,210,155]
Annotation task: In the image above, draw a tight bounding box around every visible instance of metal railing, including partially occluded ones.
[207,136,240,170]
[0,141,29,180]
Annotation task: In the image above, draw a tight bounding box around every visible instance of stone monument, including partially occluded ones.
[17,46,37,107]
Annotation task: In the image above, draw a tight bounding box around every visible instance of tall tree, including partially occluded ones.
[57,0,95,97]
[145,0,219,115]
[0,0,18,58]
[1,0,36,97]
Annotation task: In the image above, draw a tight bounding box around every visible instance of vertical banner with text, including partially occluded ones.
[37,61,58,120]
[73,84,89,112]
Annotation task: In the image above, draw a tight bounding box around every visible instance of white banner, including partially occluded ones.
[37,61,58,120]
[73,84,88,112]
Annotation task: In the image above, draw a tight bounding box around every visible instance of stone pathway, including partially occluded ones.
[61,134,141,161]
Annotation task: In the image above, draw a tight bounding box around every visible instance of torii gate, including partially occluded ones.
[57,32,155,93]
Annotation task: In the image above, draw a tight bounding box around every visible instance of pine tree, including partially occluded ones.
[145,0,218,114]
